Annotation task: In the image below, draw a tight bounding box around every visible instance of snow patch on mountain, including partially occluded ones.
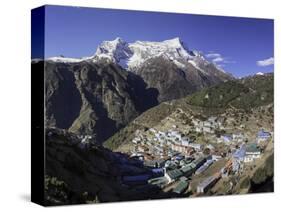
[47,57,84,63]
[256,72,264,76]
[188,60,206,73]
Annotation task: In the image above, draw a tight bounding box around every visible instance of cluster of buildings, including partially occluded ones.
[77,135,95,149]
[46,128,95,150]
[192,116,223,134]
[155,129,203,151]
[232,143,261,172]
[140,155,210,194]
[230,132,273,192]
[132,128,203,159]
[165,157,206,183]
[232,129,271,172]
[130,132,223,194]
[216,132,246,144]
[128,139,214,194]
[128,114,272,195]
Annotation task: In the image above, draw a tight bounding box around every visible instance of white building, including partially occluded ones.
[244,144,261,163]
[181,139,190,147]
[164,169,183,183]
[203,126,213,133]
[203,121,212,127]
[188,143,202,150]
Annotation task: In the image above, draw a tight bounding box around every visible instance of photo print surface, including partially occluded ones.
[31,5,274,206]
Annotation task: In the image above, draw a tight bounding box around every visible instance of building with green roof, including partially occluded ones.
[165,169,183,183]
[180,163,196,177]
[173,181,189,194]
[244,143,261,163]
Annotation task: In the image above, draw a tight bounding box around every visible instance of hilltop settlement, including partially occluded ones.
[123,110,273,195]
[73,100,273,197]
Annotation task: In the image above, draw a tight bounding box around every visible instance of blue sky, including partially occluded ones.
[33,5,274,77]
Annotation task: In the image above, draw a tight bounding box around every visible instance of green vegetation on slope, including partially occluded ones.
[104,73,273,151]
[232,74,274,109]
[185,80,248,108]
[185,74,273,110]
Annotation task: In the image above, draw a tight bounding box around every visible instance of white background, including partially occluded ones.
[0,0,280,211]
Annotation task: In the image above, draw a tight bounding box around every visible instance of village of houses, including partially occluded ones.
[58,104,273,197]
[124,110,273,196]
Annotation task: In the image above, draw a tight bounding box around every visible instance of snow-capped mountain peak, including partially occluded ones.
[256,72,264,76]
[162,37,185,48]
[45,37,229,77]
[92,37,196,69]
[94,37,133,67]
[96,37,126,54]
[129,37,192,60]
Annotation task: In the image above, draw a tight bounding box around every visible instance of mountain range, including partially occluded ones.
[34,37,234,143]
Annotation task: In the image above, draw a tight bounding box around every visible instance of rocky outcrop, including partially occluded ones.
[42,61,159,143]
[133,55,232,102]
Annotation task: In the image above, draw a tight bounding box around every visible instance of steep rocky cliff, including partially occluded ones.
[43,60,158,143]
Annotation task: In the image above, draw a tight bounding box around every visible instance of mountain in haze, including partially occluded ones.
[35,37,234,143]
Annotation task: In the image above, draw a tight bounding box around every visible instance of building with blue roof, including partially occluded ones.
[257,129,271,139]
[222,134,233,143]
[151,168,164,177]
[232,145,246,172]
[233,145,246,161]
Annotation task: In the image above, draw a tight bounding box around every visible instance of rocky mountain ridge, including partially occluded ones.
[34,37,235,143]
[46,37,234,102]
